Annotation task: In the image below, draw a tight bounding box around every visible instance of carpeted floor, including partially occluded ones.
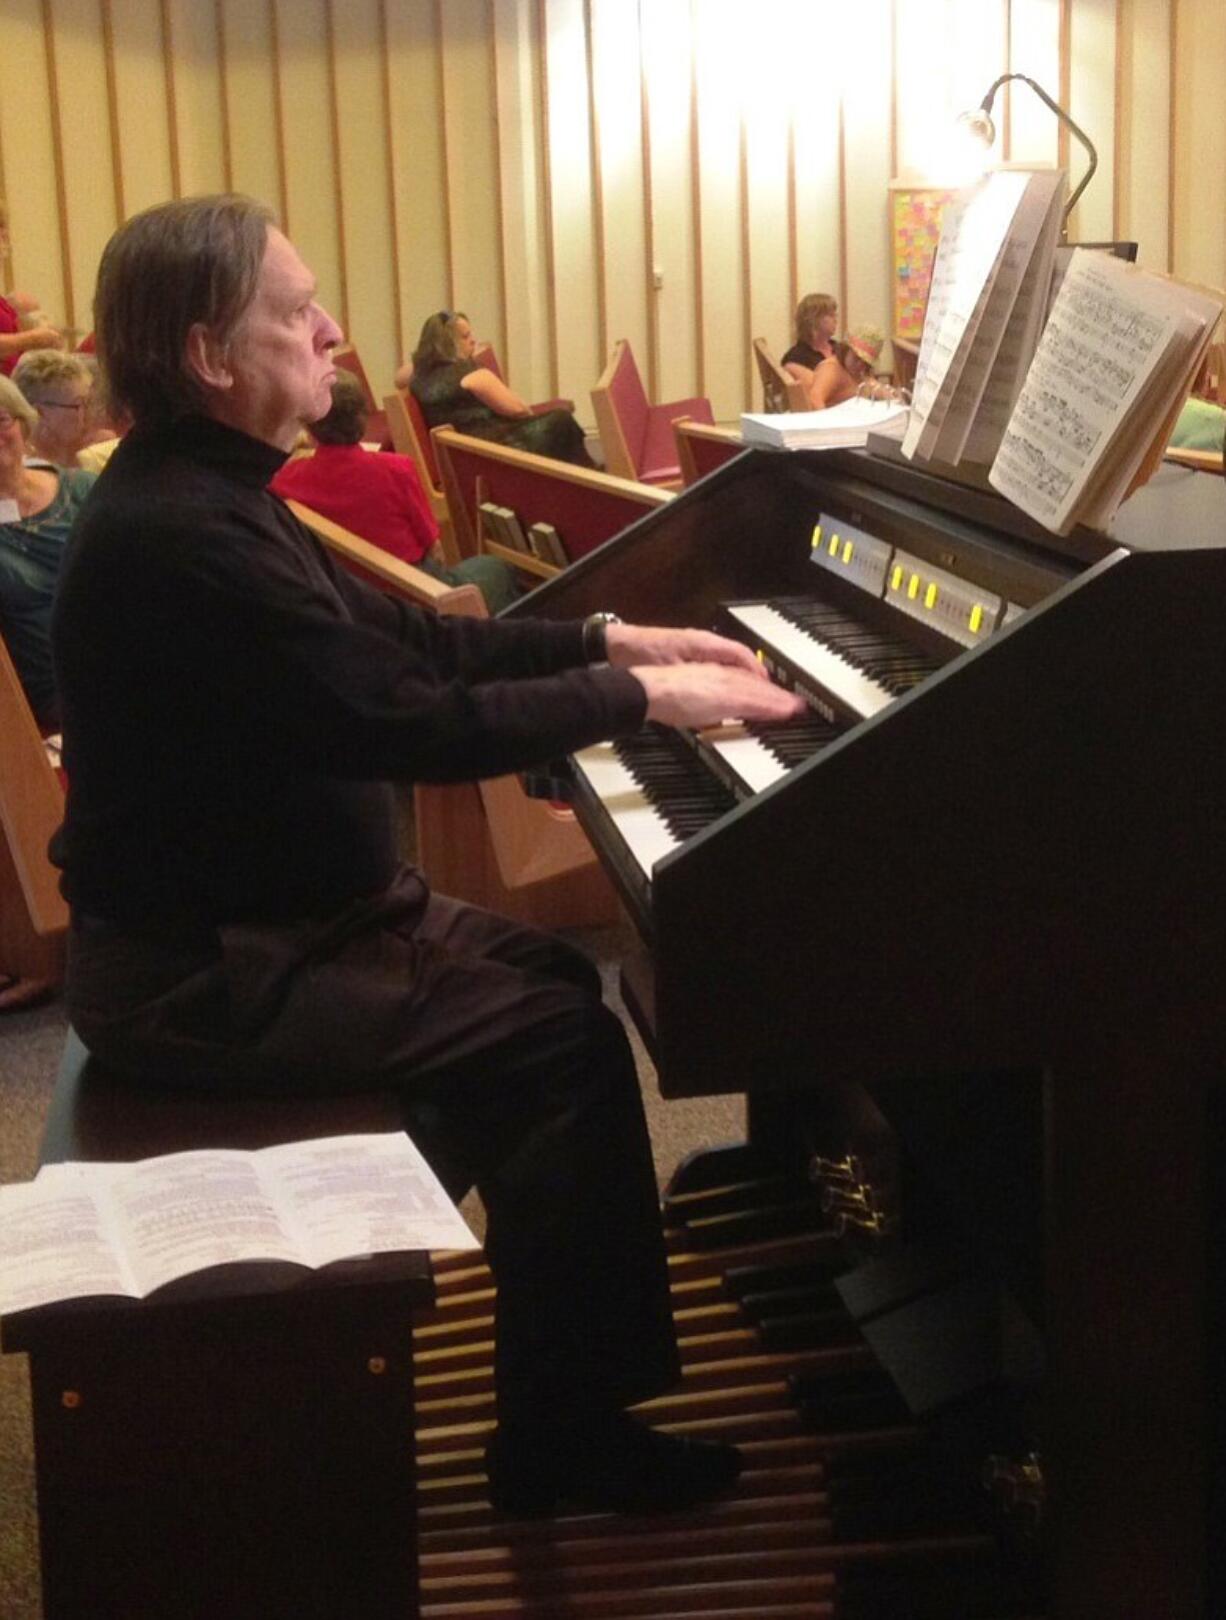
[0,919,743,1620]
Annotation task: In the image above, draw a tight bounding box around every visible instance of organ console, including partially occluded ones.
[506,440,1226,1619]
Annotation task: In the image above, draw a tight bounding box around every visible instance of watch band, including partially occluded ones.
[582,611,621,665]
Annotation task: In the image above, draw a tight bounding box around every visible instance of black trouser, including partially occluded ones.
[68,867,680,1425]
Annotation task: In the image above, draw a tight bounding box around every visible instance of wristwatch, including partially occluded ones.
[582,611,621,665]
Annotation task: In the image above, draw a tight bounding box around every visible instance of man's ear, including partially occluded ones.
[185,323,233,393]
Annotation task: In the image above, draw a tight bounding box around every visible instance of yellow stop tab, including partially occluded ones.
[969,602,983,634]
[829,533,840,556]
[907,572,920,600]
[890,564,903,591]
[924,582,938,610]
[842,540,854,564]
[811,524,822,549]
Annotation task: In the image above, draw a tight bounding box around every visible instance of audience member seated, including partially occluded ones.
[12,349,96,466]
[806,324,886,410]
[781,292,839,394]
[270,372,519,613]
[408,310,594,468]
[0,374,95,731]
[0,197,62,378]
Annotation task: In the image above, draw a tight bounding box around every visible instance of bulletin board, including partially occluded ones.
[890,183,959,344]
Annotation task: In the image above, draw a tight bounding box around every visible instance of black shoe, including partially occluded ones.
[486,1411,742,1517]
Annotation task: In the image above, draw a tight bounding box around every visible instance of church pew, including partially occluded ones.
[0,630,67,1009]
[383,388,459,565]
[288,501,617,930]
[673,418,745,487]
[430,426,671,567]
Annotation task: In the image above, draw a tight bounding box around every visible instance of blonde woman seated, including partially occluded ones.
[781,293,839,394]
[805,325,888,410]
[12,349,97,466]
[406,310,593,468]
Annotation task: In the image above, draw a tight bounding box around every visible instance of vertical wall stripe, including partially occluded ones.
[267,1,289,226]
[738,112,751,405]
[537,0,560,396]
[323,1,349,338]
[1058,0,1071,172]
[159,0,181,198]
[786,122,797,327]
[637,6,658,400]
[42,0,75,328]
[1003,0,1012,159]
[491,0,511,373]
[589,0,608,367]
[100,0,124,222]
[215,1,233,194]
[687,0,703,400]
[1112,0,1123,240]
[377,0,404,360]
[889,0,899,180]
[1167,0,1176,271]
[437,0,456,309]
[837,101,848,327]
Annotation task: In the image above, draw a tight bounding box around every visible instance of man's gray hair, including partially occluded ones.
[93,194,274,425]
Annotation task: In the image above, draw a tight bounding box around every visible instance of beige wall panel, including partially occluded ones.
[641,0,698,405]
[539,0,599,408]
[331,0,400,396]
[492,0,551,403]
[589,0,648,384]
[384,0,449,361]
[51,0,120,331]
[1007,0,1062,165]
[895,0,1010,180]
[220,0,280,221]
[109,0,174,218]
[167,0,226,198]
[742,6,791,392]
[0,0,69,325]
[1172,0,1226,291]
[841,0,892,337]
[438,0,503,365]
[1116,0,1170,270]
[692,0,745,418]
[275,0,344,334]
[1066,0,1116,241]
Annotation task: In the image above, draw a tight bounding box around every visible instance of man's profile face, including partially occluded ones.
[221,228,343,450]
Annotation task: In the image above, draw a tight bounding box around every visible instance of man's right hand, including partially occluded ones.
[631,663,807,729]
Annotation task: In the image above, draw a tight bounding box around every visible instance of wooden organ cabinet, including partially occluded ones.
[503,442,1226,1620]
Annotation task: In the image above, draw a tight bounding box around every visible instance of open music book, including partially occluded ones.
[903,169,1222,534]
[0,1131,478,1318]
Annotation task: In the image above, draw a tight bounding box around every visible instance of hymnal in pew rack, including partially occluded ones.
[904,168,1222,535]
[0,1130,477,1319]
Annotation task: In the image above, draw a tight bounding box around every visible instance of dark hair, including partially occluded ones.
[94,194,274,424]
[309,371,368,446]
[411,309,469,373]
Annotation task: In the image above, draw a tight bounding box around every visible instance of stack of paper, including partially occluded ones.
[741,396,910,451]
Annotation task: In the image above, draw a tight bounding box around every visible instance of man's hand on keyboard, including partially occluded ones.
[631,664,807,729]
[605,625,764,676]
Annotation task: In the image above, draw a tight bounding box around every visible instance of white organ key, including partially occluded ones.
[727,602,895,720]
[571,741,679,877]
[700,725,788,795]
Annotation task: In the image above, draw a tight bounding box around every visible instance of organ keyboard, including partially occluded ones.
[509,438,1226,1619]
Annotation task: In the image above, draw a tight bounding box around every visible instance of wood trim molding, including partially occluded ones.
[489,0,510,377]
[1167,0,1177,273]
[688,0,704,401]
[41,0,75,329]
[836,98,847,327]
[738,109,751,410]
[215,0,233,195]
[159,0,181,199]
[1003,0,1012,162]
[378,0,404,359]
[537,0,560,399]
[1111,0,1123,244]
[1058,0,1071,174]
[437,0,456,310]
[637,4,658,401]
[101,0,125,222]
[587,0,608,375]
[324,0,349,340]
[268,0,290,229]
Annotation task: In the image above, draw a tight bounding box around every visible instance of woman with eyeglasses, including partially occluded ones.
[0,197,62,378]
[0,373,95,732]
[11,349,99,466]
[406,310,594,468]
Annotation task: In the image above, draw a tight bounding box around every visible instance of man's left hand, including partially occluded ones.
[605,624,767,679]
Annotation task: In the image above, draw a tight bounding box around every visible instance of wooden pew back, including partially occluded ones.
[431,426,671,565]
[672,419,745,487]
[752,338,810,413]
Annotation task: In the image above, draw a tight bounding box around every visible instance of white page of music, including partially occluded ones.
[989,250,1179,531]
[0,1171,142,1314]
[902,171,1031,459]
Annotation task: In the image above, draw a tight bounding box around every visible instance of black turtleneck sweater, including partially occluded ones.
[50,416,645,927]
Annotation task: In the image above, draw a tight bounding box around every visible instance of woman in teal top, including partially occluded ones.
[409,311,594,467]
[0,373,95,729]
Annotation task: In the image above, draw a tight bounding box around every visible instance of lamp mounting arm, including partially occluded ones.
[978,72,1098,234]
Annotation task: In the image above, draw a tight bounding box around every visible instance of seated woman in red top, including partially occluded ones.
[0,198,62,379]
[270,372,518,614]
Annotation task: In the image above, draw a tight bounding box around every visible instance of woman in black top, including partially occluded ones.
[408,310,593,467]
[781,291,839,391]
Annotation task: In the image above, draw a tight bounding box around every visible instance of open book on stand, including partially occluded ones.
[0,1131,478,1319]
[902,169,1222,534]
